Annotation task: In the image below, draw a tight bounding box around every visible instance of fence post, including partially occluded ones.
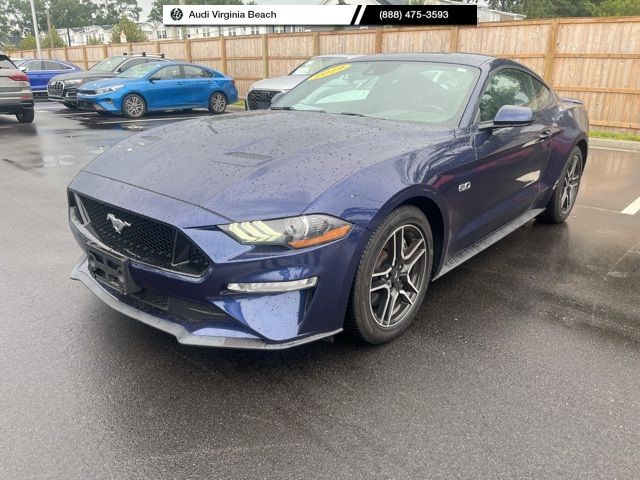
[220,36,228,74]
[155,40,161,55]
[63,46,69,61]
[261,34,269,79]
[185,38,192,62]
[313,31,320,56]
[543,19,559,83]
[449,26,459,52]
[47,47,52,59]
[374,29,383,53]
[81,45,88,70]
[102,44,108,60]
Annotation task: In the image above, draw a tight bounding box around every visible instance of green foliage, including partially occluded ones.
[86,35,104,45]
[19,34,37,50]
[42,25,65,47]
[486,0,640,18]
[589,130,640,142]
[110,17,147,43]
[149,0,244,23]
[95,0,142,24]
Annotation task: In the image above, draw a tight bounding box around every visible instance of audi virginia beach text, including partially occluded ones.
[68,53,588,349]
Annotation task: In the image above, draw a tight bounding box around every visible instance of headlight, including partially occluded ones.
[95,84,124,94]
[220,214,352,249]
[63,79,83,86]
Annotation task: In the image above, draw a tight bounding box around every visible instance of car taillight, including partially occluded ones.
[9,73,29,82]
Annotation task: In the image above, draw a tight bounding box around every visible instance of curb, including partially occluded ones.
[589,137,640,153]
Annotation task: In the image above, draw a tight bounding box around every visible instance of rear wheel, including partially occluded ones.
[208,92,227,114]
[16,108,34,124]
[538,146,583,223]
[122,94,146,119]
[345,206,433,344]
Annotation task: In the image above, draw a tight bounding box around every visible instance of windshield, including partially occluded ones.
[0,56,16,68]
[274,61,480,128]
[90,56,125,72]
[118,62,161,79]
[291,56,350,76]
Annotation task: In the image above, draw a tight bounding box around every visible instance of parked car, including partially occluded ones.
[14,58,81,95]
[75,62,237,118]
[0,54,34,123]
[246,54,360,110]
[68,53,588,350]
[47,53,169,109]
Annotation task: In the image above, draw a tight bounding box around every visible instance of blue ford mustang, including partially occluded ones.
[14,58,82,94]
[76,61,237,118]
[68,53,588,349]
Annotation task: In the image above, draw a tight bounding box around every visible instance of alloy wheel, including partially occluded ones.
[210,93,226,113]
[124,96,145,118]
[369,224,428,328]
[560,153,581,214]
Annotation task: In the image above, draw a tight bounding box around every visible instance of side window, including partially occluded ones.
[43,61,64,70]
[119,58,147,73]
[23,61,43,71]
[154,65,182,80]
[479,68,536,122]
[530,78,553,111]
[182,66,211,78]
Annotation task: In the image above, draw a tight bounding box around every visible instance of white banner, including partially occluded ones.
[162,5,360,26]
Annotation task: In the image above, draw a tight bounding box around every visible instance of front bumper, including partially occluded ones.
[68,173,367,349]
[76,95,120,113]
[71,256,341,349]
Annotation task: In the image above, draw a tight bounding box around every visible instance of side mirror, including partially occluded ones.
[480,105,533,130]
[270,91,285,106]
[149,76,160,82]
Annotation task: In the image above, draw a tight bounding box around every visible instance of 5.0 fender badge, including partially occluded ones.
[458,182,471,192]
[106,213,131,234]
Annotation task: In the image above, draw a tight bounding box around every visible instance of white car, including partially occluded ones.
[246,54,360,110]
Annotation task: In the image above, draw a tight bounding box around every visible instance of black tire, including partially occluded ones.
[15,108,34,124]
[208,92,227,114]
[63,102,77,110]
[121,93,146,119]
[345,206,434,344]
[537,146,583,224]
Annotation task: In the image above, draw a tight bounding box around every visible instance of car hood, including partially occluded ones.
[79,77,133,91]
[51,70,116,83]
[82,111,447,222]
[249,75,308,92]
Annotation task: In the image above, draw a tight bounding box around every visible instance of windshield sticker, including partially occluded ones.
[309,64,351,80]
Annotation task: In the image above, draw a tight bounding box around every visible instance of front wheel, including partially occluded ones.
[122,93,146,119]
[538,146,583,224]
[208,92,227,114]
[16,108,34,123]
[345,206,433,344]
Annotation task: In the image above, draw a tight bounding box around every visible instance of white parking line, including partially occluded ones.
[590,146,640,154]
[97,116,202,124]
[621,196,640,215]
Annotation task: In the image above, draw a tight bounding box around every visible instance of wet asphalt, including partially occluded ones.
[0,102,639,479]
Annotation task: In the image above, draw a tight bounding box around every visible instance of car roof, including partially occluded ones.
[349,52,497,67]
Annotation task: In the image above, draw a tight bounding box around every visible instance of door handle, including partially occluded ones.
[539,129,552,139]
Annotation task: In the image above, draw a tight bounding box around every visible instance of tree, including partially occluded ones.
[110,17,147,43]
[86,35,104,45]
[42,26,65,47]
[149,0,244,23]
[95,0,142,24]
[18,34,37,49]
[592,0,640,16]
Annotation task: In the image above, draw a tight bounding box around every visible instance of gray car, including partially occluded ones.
[0,54,34,123]
[246,54,360,110]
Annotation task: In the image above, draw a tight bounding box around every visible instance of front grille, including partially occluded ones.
[77,195,210,276]
[48,81,64,97]
[247,89,280,110]
[132,289,169,310]
[79,89,96,96]
[65,88,77,98]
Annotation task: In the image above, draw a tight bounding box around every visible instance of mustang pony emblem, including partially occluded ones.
[106,213,131,234]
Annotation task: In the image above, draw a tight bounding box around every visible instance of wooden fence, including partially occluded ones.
[10,16,640,133]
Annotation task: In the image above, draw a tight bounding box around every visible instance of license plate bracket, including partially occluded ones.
[86,244,140,295]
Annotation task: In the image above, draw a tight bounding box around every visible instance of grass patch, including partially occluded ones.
[232,99,246,108]
[589,130,640,142]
